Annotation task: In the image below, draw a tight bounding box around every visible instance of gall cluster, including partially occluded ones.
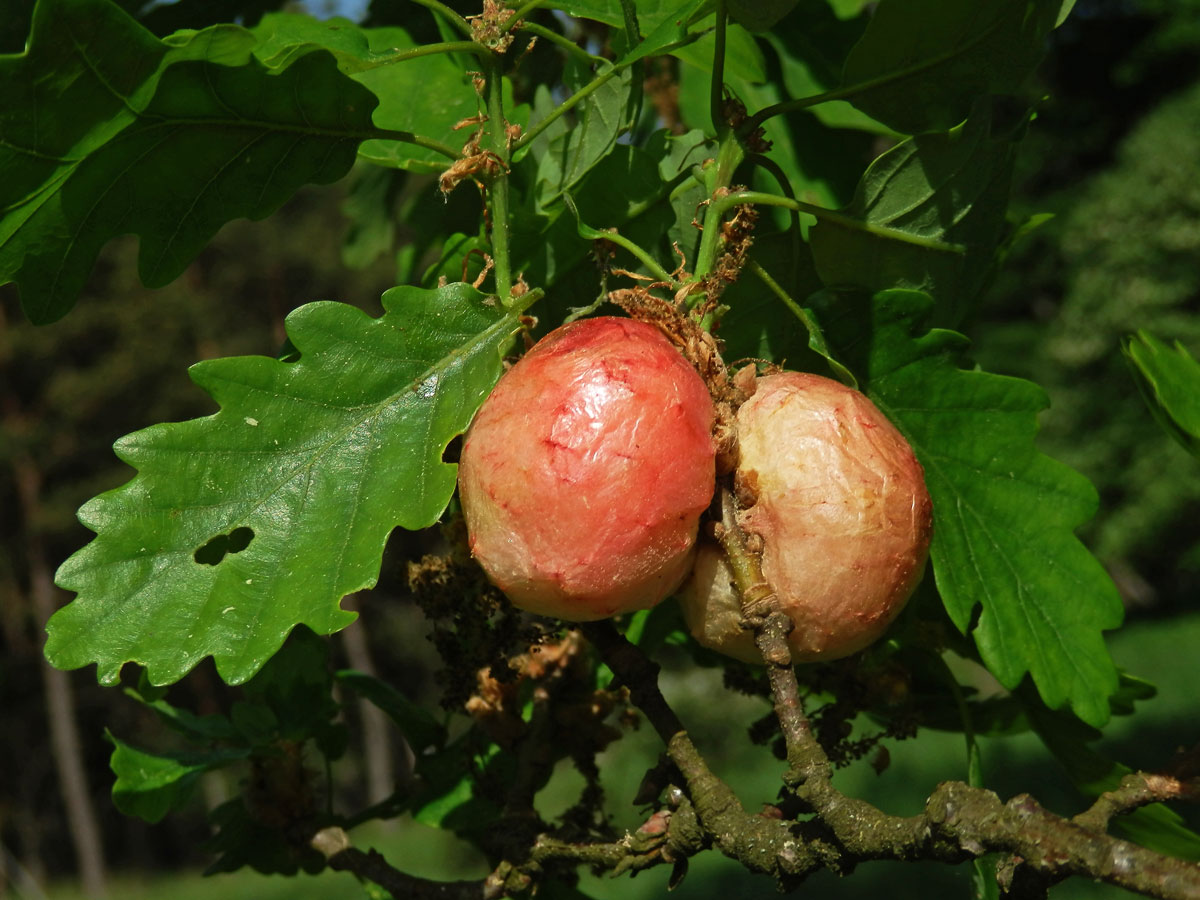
[457,316,932,662]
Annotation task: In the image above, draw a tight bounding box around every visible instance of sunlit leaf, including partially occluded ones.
[764,7,891,134]
[46,284,527,687]
[532,57,634,204]
[247,14,484,172]
[670,17,765,83]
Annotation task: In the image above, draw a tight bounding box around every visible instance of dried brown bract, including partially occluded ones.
[468,0,517,54]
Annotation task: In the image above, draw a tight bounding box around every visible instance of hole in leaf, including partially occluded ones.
[194,526,255,566]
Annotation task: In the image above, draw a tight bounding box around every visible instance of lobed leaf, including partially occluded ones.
[763,6,890,134]
[246,14,485,172]
[840,0,1067,134]
[125,686,243,743]
[509,130,705,311]
[562,0,764,84]
[46,284,526,687]
[815,289,1124,727]
[532,56,635,205]
[250,12,382,73]
[1,0,378,323]
[808,106,1018,326]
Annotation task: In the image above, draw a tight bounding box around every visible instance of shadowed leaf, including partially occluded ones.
[0,0,378,322]
[815,289,1123,726]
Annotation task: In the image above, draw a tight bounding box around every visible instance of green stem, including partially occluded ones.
[619,0,646,138]
[605,232,676,286]
[746,260,807,324]
[709,0,728,138]
[408,0,472,37]
[366,41,488,68]
[691,134,745,280]
[513,65,621,160]
[747,261,857,387]
[501,0,547,32]
[518,22,605,64]
[743,87,848,136]
[747,153,802,241]
[510,32,708,161]
[371,129,460,161]
[709,190,966,254]
[484,64,513,304]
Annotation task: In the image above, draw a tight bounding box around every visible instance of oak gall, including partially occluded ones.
[458,317,716,621]
[680,372,932,662]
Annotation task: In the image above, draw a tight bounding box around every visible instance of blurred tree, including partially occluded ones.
[0,184,394,891]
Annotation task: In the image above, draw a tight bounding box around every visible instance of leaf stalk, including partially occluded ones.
[484,63,514,304]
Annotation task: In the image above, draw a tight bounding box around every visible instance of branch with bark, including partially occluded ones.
[309,487,1200,900]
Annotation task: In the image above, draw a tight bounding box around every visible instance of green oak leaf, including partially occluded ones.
[250,12,383,73]
[564,0,763,85]
[808,106,1018,326]
[717,232,851,382]
[840,0,1066,134]
[352,26,495,172]
[532,55,635,205]
[109,733,250,824]
[1124,331,1200,458]
[248,14,482,172]
[234,626,345,757]
[670,17,765,84]
[46,284,526,688]
[814,289,1123,727]
[677,50,874,214]
[764,7,891,134]
[1,0,378,323]
[125,685,242,743]
[0,0,256,210]
[509,130,704,314]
